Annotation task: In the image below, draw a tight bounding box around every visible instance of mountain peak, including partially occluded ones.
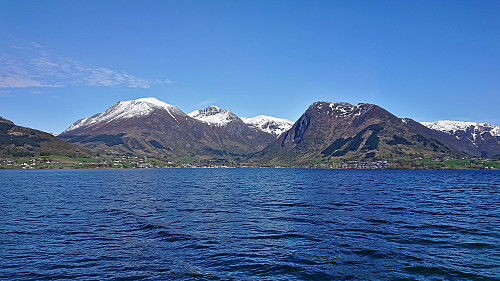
[63,97,182,133]
[308,101,374,119]
[133,97,175,109]
[188,106,239,126]
[242,115,294,136]
[204,105,222,110]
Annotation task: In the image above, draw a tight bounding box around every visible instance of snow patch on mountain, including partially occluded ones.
[401,118,411,124]
[188,106,239,126]
[242,115,293,136]
[64,97,181,132]
[312,101,373,119]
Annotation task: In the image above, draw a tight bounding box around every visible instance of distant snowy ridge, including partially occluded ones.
[421,120,500,136]
[188,106,239,126]
[64,97,182,132]
[421,120,500,147]
[242,115,293,136]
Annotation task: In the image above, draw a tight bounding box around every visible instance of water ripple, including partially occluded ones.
[1,169,499,280]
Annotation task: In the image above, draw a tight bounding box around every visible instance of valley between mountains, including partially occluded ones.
[2,97,500,169]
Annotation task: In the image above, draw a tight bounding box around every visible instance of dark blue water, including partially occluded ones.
[0,169,499,280]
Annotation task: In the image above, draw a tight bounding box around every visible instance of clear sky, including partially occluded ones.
[1,0,499,133]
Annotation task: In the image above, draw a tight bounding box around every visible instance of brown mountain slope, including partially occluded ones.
[256,102,465,165]
[58,98,274,159]
[0,117,89,158]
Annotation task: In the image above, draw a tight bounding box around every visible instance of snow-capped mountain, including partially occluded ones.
[63,97,182,133]
[419,120,500,157]
[58,97,500,160]
[60,98,275,157]
[258,101,465,163]
[421,120,500,140]
[188,106,239,126]
[187,105,276,148]
[241,115,293,137]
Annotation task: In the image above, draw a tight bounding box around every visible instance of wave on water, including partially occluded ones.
[0,169,499,280]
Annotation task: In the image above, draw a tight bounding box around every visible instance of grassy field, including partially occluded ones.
[387,157,500,170]
[0,155,174,169]
[1,154,499,170]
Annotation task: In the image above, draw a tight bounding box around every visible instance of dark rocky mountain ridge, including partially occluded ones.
[0,117,89,158]
[256,101,488,165]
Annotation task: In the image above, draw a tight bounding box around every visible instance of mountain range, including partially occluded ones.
[3,97,500,164]
[58,98,284,159]
[421,120,500,157]
[257,102,500,165]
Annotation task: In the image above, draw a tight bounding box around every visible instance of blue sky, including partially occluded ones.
[1,0,499,133]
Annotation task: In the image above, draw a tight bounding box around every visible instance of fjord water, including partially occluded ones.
[1,169,499,280]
